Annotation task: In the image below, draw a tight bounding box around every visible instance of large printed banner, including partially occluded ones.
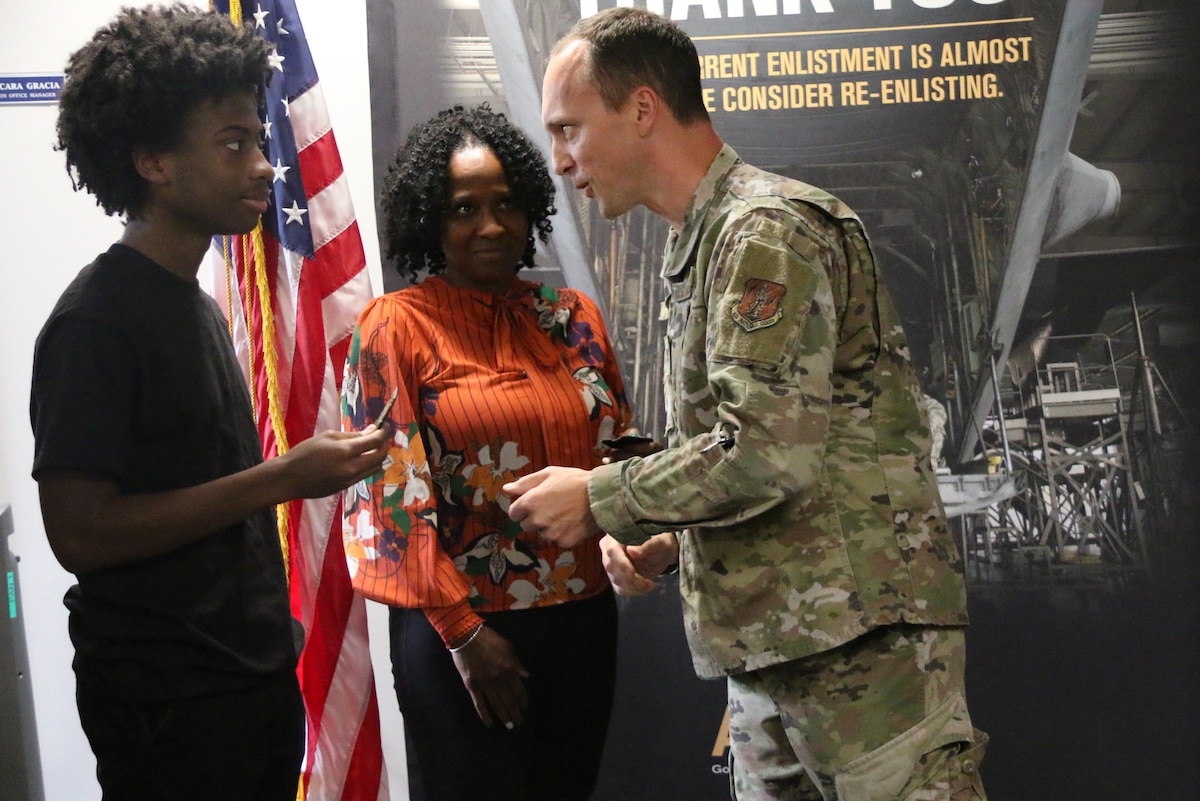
[367,1,1069,798]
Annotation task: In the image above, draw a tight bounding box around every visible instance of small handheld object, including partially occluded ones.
[601,434,655,450]
[373,388,398,428]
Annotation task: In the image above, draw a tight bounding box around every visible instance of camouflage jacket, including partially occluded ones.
[589,145,968,678]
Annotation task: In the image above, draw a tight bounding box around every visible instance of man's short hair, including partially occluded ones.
[55,3,272,218]
[559,7,710,125]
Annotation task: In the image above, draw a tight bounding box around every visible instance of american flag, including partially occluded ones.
[207,1,385,799]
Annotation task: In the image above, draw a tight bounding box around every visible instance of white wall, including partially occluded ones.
[0,3,405,799]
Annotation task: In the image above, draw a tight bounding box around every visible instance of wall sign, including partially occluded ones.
[0,74,63,105]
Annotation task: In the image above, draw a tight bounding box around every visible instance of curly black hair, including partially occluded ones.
[55,4,272,218]
[380,104,556,284]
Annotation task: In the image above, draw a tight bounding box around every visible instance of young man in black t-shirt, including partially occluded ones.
[29,6,389,799]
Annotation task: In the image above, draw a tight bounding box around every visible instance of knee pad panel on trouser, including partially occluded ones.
[833,693,986,801]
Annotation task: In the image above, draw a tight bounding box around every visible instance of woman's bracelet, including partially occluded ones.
[448,623,484,653]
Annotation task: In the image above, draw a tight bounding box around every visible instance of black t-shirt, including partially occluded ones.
[30,244,298,700]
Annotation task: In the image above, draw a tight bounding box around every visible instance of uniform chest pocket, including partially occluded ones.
[665,277,693,344]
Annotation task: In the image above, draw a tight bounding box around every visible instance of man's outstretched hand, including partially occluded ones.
[503,466,599,549]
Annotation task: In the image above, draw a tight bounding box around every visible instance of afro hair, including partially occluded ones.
[55,3,272,218]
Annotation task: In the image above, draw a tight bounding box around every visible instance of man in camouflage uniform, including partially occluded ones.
[505,7,987,800]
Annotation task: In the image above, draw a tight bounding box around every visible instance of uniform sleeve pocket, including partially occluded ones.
[709,234,824,379]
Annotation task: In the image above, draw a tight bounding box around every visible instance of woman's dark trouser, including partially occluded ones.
[391,589,619,801]
[76,672,305,801]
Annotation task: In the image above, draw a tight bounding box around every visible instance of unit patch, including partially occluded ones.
[731,278,787,332]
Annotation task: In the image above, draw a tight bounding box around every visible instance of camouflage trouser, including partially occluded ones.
[728,625,987,801]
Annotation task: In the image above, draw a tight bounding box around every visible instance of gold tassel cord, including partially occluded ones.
[246,224,294,568]
[221,226,291,567]
[251,224,292,455]
[240,234,258,419]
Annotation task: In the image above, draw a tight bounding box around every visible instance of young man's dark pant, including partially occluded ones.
[76,673,304,801]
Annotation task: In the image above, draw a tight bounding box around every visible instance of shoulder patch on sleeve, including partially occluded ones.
[732,278,787,332]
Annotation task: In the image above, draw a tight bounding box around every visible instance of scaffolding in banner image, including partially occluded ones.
[948,335,1152,585]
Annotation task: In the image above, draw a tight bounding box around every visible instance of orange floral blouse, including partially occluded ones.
[341,276,636,646]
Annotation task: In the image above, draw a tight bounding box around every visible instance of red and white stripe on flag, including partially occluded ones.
[204,1,385,799]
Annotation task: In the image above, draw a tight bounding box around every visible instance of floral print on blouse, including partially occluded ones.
[341,276,636,646]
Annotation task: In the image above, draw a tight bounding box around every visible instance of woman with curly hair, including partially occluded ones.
[32,5,390,800]
[342,104,647,800]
